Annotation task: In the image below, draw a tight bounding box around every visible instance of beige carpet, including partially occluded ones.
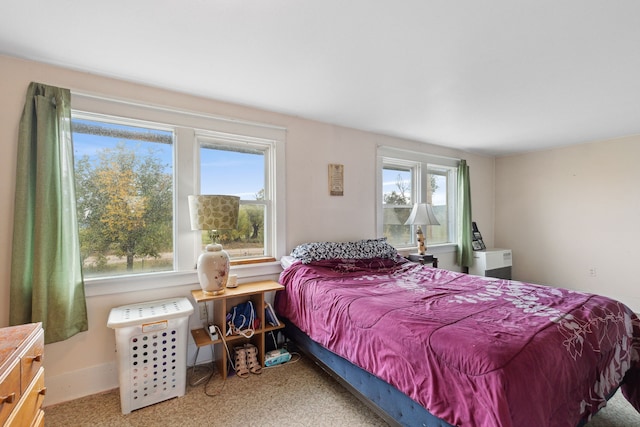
[45,355,640,426]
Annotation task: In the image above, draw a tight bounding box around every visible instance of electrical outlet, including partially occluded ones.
[199,304,207,320]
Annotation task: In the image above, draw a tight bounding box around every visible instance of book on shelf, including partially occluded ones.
[265,302,280,327]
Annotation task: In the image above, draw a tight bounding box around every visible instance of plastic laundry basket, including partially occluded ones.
[107,297,194,414]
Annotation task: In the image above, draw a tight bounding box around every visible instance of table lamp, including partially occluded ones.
[188,195,240,295]
[404,203,440,255]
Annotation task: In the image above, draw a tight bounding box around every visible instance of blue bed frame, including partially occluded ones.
[283,320,453,427]
[283,319,618,427]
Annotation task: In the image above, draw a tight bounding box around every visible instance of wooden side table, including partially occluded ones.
[408,253,438,268]
[191,280,285,379]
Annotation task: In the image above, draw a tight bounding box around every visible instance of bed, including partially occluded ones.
[274,239,640,427]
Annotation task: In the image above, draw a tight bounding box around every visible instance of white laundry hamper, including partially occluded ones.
[107,297,194,414]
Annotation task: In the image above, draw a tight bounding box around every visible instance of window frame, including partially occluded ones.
[196,131,277,261]
[71,92,286,296]
[72,111,177,278]
[380,159,418,247]
[377,146,459,253]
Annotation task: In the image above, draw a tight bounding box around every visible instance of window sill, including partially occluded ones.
[84,260,284,297]
[231,257,277,266]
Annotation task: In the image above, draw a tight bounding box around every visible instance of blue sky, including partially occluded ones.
[200,148,263,199]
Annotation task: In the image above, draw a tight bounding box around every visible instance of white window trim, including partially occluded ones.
[377,145,459,252]
[72,92,286,296]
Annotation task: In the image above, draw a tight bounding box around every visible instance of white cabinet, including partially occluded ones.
[469,248,512,279]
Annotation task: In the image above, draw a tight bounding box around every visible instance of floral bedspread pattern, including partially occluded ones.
[276,258,640,427]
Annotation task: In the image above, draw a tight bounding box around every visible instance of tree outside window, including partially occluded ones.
[73,118,174,277]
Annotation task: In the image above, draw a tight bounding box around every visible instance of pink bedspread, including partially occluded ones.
[275,258,640,427]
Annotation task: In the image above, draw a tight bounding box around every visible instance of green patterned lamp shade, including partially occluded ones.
[188,195,240,295]
[188,195,240,231]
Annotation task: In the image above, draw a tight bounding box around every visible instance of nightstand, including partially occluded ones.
[190,280,284,379]
[408,253,438,267]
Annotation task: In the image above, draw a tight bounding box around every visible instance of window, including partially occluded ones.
[198,134,275,260]
[378,147,458,250]
[381,162,414,247]
[70,93,286,285]
[72,116,174,278]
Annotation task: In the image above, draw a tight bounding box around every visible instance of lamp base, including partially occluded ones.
[197,243,230,295]
[416,226,426,255]
[202,288,225,296]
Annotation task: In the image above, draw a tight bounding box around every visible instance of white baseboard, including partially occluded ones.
[43,361,119,407]
[43,342,214,408]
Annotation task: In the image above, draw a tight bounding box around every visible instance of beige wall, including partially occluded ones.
[0,55,495,405]
[495,137,640,312]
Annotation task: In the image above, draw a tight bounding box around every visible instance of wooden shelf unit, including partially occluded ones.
[191,280,285,379]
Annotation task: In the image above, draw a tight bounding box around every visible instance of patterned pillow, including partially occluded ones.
[290,238,397,264]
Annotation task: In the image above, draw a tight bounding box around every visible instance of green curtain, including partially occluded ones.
[456,159,474,268]
[10,82,88,344]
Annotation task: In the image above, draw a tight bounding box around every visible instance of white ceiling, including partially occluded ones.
[2,1,640,156]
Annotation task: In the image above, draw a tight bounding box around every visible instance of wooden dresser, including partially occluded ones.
[0,323,45,427]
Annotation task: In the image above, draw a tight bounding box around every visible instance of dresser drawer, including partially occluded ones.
[20,330,44,394]
[0,324,44,427]
[0,360,21,426]
[5,367,45,427]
